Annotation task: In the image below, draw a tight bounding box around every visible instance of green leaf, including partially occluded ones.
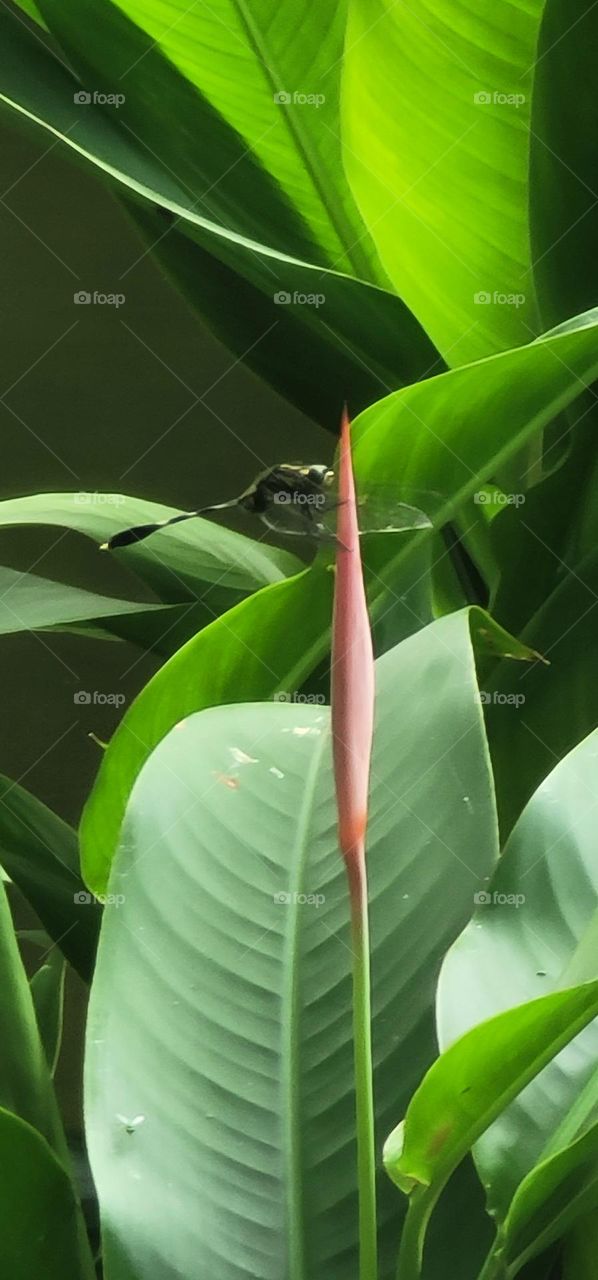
[563,1211,598,1278]
[81,566,333,893]
[0,878,68,1159]
[0,563,166,637]
[343,0,541,363]
[385,986,598,1197]
[0,1107,95,1280]
[493,1122,598,1276]
[31,951,66,1077]
[77,0,381,280]
[84,611,498,1280]
[485,542,598,835]
[0,492,297,604]
[0,4,440,422]
[530,0,598,329]
[0,774,100,981]
[438,725,598,1222]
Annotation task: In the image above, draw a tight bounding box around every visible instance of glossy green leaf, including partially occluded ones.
[85,611,498,1280]
[438,725,598,1224]
[343,0,542,364]
[385,985,598,1197]
[0,1108,95,1280]
[0,492,297,604]
[485,542,598,835]
[0,563,166,637]
[0,774,100,981]
[490,1122,598,1277]
[87,0,382,279]
[78,322,598,895]
[0,878,68,1159]
[563,1211,598,1279]
[530,0,598,329]
[81,566,333,892]
[0,5,440,423]
[31,951,66,1076]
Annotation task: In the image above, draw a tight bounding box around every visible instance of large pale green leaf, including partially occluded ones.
[0,6,440,422]
[0,1108,95,1280]
[343,0,542,363]
[0,774,99,981]
[438,725,598,1225]
[85,611,498,1280]
[81,566,333,892]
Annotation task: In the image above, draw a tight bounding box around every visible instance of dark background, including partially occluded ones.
[0,114,327,826]
[0,113,326,1130]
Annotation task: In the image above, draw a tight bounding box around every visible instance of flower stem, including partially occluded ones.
[348,852,378,1280]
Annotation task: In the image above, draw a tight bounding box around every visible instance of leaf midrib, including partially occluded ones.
[280,725,330,1280]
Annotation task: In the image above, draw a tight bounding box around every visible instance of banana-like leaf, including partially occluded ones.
[384,983,598,1191]
[0,564,166,637]
[85,611,498,1280]
[492,1122,598,1276]
[31,951,66,1077]
[42,0,382,282]
[0,492,297,604]
[0,773,100,982]
[530,0,598,330]
[485,541,598,835]
[563,1211,598,1278]
[0,1107,95,1280]
[0,5,440,422]
[79,311,598,892]
[438,725,598,1232]
[343,0,542,363]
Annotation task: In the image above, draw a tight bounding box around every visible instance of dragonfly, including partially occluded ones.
[100,463,434,551]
